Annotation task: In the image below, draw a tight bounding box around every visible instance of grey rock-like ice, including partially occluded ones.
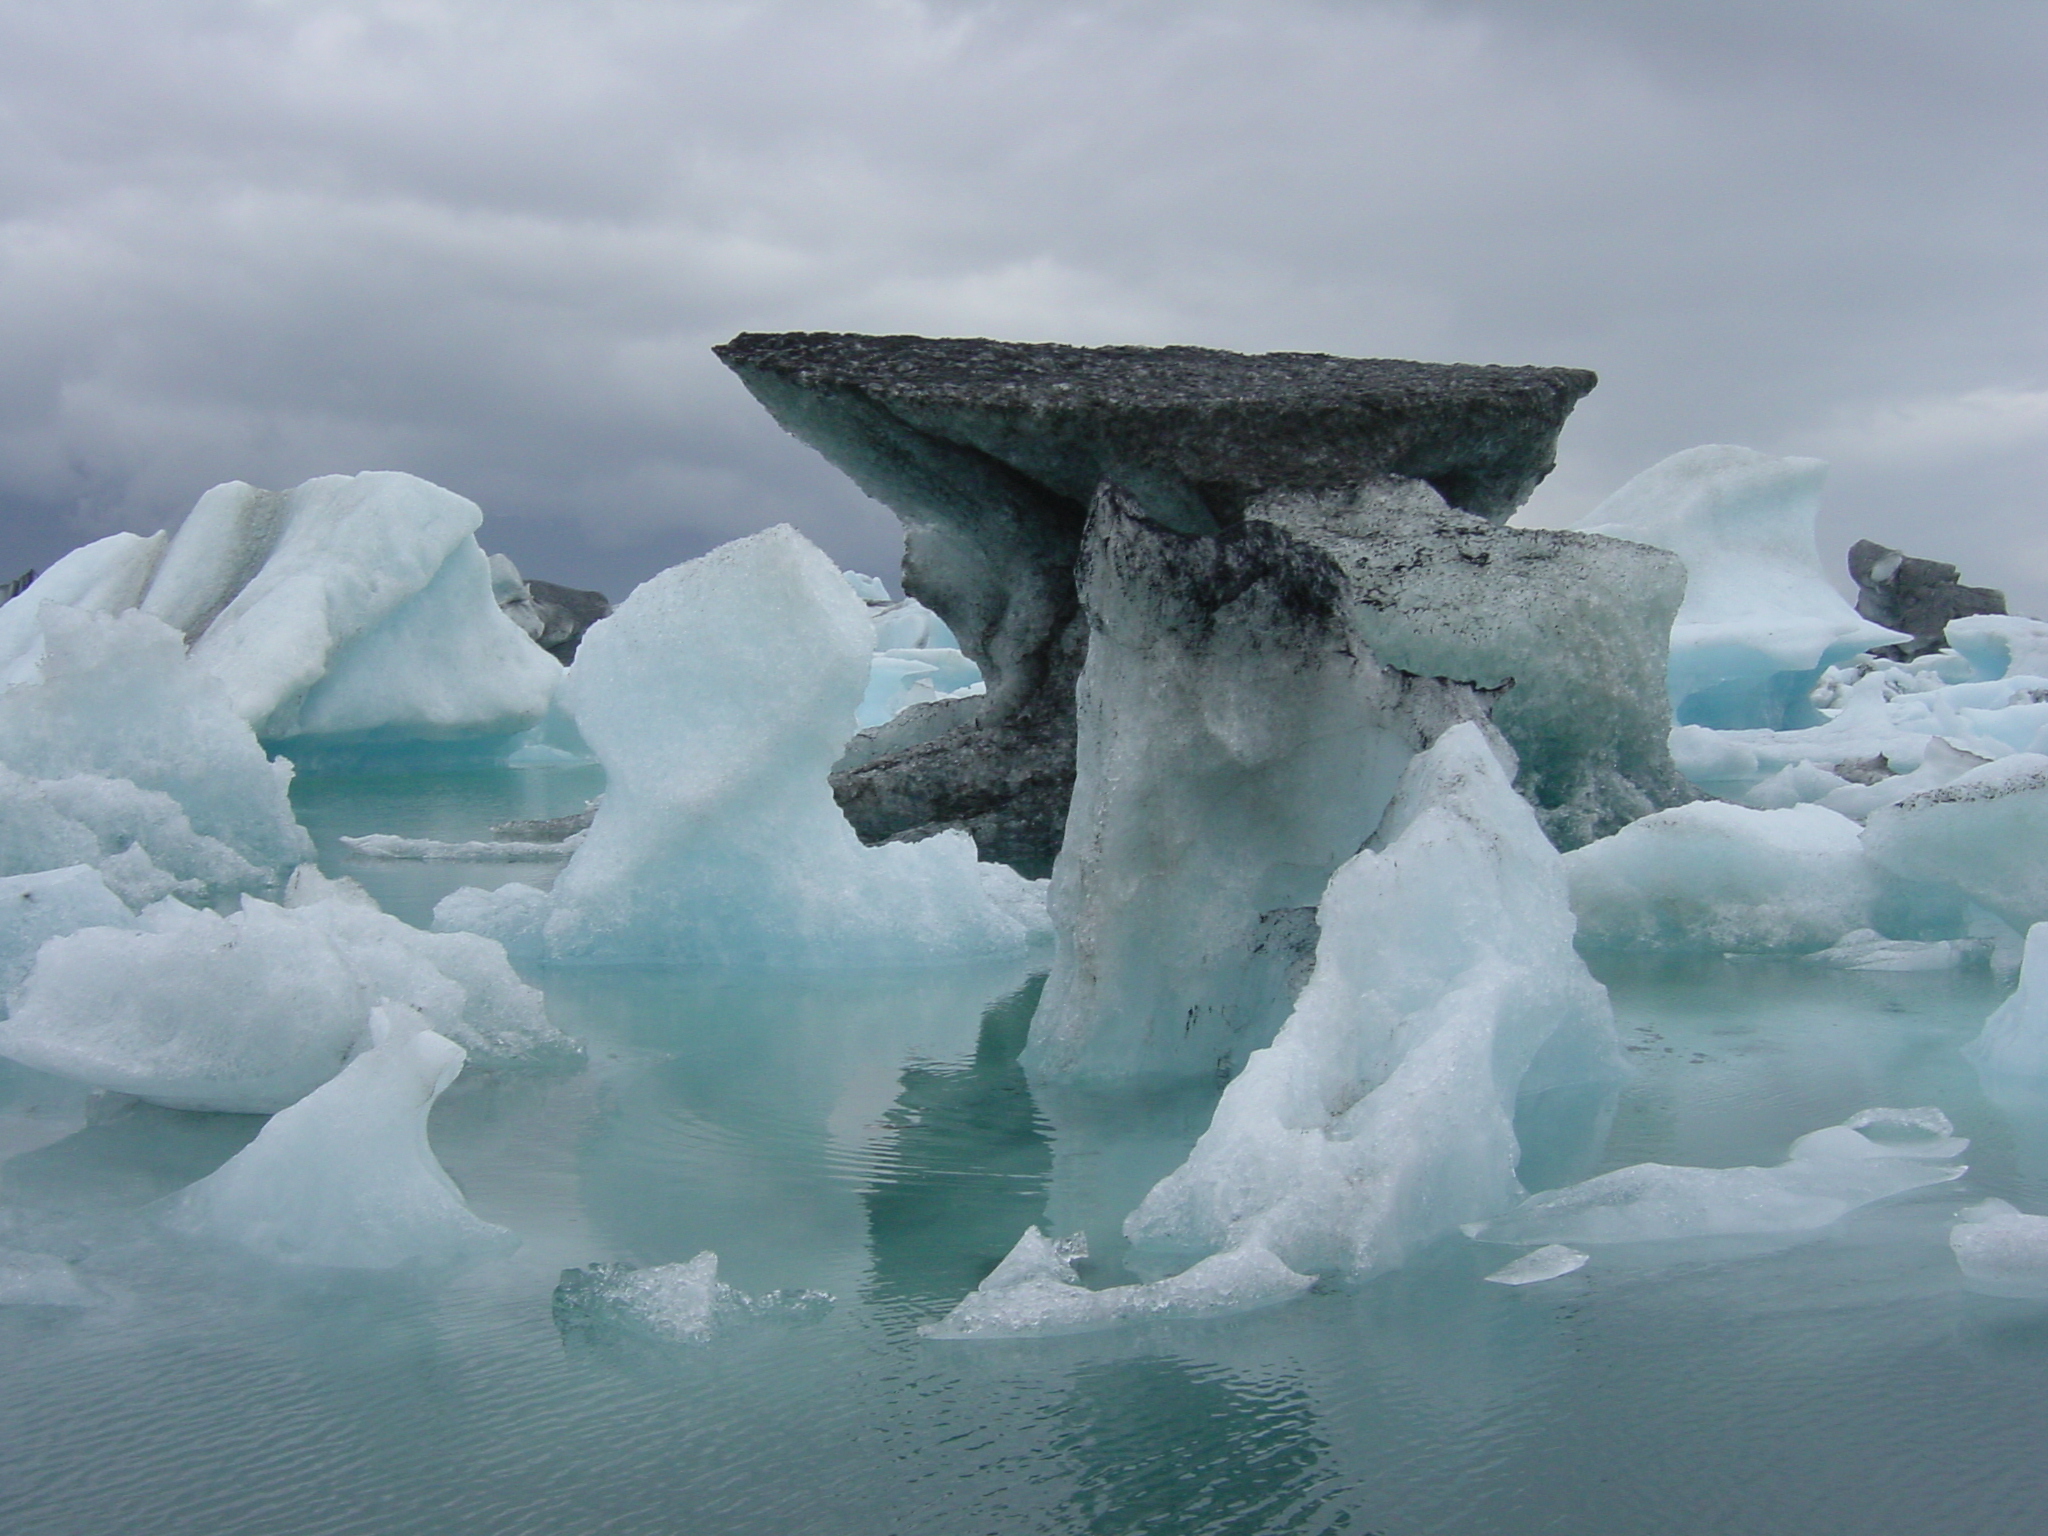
[718,331,1630,877]
[1849,539,2006,659]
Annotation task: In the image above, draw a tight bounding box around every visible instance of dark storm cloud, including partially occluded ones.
[1,0,2044,606]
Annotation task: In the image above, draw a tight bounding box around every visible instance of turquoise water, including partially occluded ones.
[3,768,2046,1535]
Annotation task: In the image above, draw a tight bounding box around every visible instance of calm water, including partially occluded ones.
[3,767,2044,1536]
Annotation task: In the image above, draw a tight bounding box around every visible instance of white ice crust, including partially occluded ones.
[155,473,559,743]
[1122,724,1619,1281]
[0,868,564,1114]
[441,526,1040,966]
[1565,801,1878,954]
[920,1227,1312,1341]
[169,1005,514,1269]
[1577,446,1904,730]
[1472,1108,1966,1246]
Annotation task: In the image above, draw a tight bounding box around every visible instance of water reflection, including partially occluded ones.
[1050,1355,1348,1536]
[863,975,1053,1316]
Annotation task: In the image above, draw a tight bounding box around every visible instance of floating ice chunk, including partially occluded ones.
[1950,1199,2048,1298]
[0,1247,99,1307]
[869,596,958,652]
[340,833,580,862]
[0,865,133,997]
[0,606,310,880]
[1565,801,1877,953]
[1865,754,2048,932]
[1483,1244,1589,1285]
[2,873,565,1113]
[920,1227,1312,1341]
[169,1006,513,1269]
[1471,1108,1966,1246]
[0,531,166,684]
[552,1252,832,1344]
[1736,760,1850,810]
[1804,928,1985,972]
[1577,446,1905,729]
[1966,923,2048,1082]
[858,652,940,729]
[465,526,1036,966]
[168,473,558,744]
[1819,737,1991,822]
[1122,725,1619,1279]
[1945,616,2048,684]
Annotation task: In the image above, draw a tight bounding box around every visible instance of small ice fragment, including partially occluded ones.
[340,833,580,862]
[551,1252,832,1344]
[0,1247,99,1307]
[920,1227,1312,1341]
[1483,1245,1589,1285]
[1950,1199,2048,1298]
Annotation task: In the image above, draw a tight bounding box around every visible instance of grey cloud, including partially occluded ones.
[1,0,2043,608]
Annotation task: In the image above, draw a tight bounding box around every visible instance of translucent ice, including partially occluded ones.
[1804,929,1985,972]
[0,1247,99,1308]
[0,766,268,906]
[1578,446,1905,729]
[1,871,565,1113]
[169,1006,514,1269]
[1565,801,1878,953]
[1471,1108,1966,1246]
[1864,754,2048,931]
[0,606,311,882]
[919,1227,1312,1340]
[163,473,559,744]
[0,865,133,997]
[1122,725,1619,1280]
[1949,1199,2048,1298]
[1483,1245,1589,1285]
[1965,923,2048,1082]
[552,1252,832,1344]
[450,526,1040,966]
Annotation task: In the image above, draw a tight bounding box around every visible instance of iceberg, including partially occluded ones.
[552,1252,832,1344]
[0,864,133,997]
[1965,922,2048,1081]
[0,870,564,1114]
[1483,1244,1589,1286]
[168,1006,513,1269]
[1121,724,1619,1279]
[0,531,166,685]
[1471,1108,1966,1246]
[1864,754,2048,932]
[151,473,560,747]
[1577,446,1906,729]
[0,605,311,883]
[1950,1200,2048,1298]
[919,1227,1312,1341]
[444,526,1044,966]
[1565,801,1879,953]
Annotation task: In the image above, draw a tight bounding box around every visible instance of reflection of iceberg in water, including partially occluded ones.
[862,976,1053,1317]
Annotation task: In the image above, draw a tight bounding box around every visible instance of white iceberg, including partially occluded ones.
[1966,922,2048,1082]
[1483,1245,1589,1286]
[1471,1108,1966,1246]
[1865,754,2048,932]
[1577,446,1904,729]
[919,1227,1312,1341]
[0,531,166,685]
[445,525,1040,966]
[0,864,134,997]
[168,1006,513,1268]
[1122,724,1619,1280]
[0,605,311,883]
[0,870,564,1114]
[156,473,559,745]
[1565,801,1878,953]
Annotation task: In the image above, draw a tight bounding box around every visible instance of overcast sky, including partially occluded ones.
[3,0,2044,611]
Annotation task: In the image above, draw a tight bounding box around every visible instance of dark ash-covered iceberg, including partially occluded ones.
[717,332,1679,877]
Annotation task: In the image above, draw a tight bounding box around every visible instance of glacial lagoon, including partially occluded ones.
[3,761,2043,1536]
